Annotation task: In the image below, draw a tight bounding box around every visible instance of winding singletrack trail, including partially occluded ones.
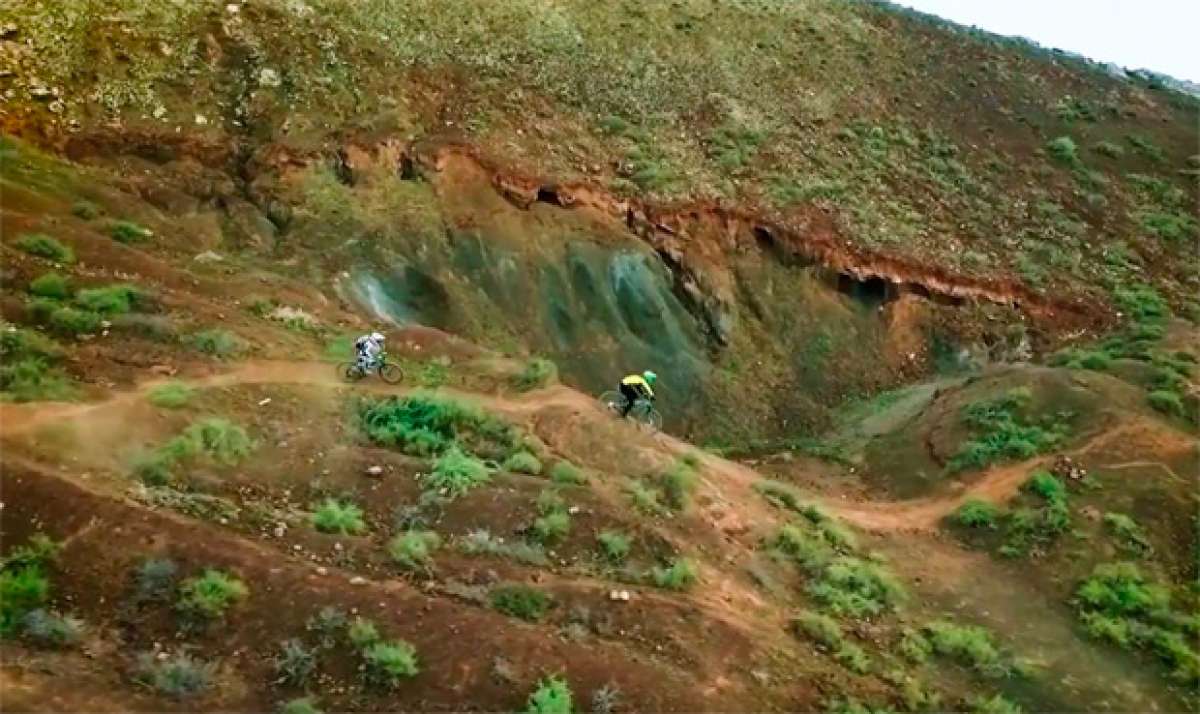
[0,360,1183,534]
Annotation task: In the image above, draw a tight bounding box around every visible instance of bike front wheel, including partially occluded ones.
[632,403,663,432]
[339,362,364,383]
[378,363,404,385]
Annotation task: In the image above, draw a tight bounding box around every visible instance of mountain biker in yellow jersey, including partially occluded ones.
[618,370,657,418]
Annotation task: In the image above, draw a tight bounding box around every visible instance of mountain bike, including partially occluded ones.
[339,352,404,385]
[599,390,663,431]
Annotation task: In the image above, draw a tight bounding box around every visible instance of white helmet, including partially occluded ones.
[370,332,385,342]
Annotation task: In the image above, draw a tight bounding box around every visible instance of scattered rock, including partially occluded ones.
[257,397,271,407]
[194,114,208,126]
[193,250,224,263]
[149,364,177,377]
[1080,506,1102,521]
[258,67,281,87]
[567,505,580,515]
[364,465,384,477]
[349,576,367,586]
[315,566,328,576]
[1,23,17,39]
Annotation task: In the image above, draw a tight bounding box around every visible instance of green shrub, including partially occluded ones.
[504,451,543,475]
[133,558,178,604]
[947,389,1068,472]
[110,220,153,243]
[1076,562,1168,616]
[1049,348,1112,371]
[525,675,573,714]
[112,313,177,341]
[362,640,420,687]
[754,479,806,513]
[358,394,515,458]
[968,694,1023,714]
[176,569,248,622]
[0,567,50,637]
[1022,471,1067,503]
[426,446,494,499]
[513,357,558,391]
[184,329,244,358]
[1102,513,1152,555]
[182,418,252,463]
[15,234,74,263]
[532,510,571,544]
[28,272,70,299]
[1126,134,1165,163]
[20,609,84,648]
[306,606,347,648]
[793,610,844,649]
[549,460,586,485]
[0,357,75,402]
[1080,611,1132,647]
[388,530,441,572]
[280,697,324,714]
[651,558,698,591]
[768,523,835,571]
[1147,390,1185,418]
[135,652,214,699]
[836,641,872,674]
[347,617,381,648]
[274,639,317,686]
[660,461,697,511]
[924,621,1010,677]
[74,284,146,315]
[47,306,102,336]
[71,201,100,219]
[596,530,631,563]
[1046,136,1079,165]
[953,499,1002,528]
[490,584,552,621]
[1113,284,1169,324]
[627,480,664,515]
[1092,141,1124,159]
[899,627,932,663]
[311,499,367,535]
[457,529,548,566]
[148,382,195,409]
[808,556,905,616]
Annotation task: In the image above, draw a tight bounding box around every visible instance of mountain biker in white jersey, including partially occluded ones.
[354,332,386,371]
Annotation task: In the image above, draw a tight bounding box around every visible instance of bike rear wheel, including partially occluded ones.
[631,402,663,431]
[339,362,364,382]
[378,363,404,385]
[599,390,625,413]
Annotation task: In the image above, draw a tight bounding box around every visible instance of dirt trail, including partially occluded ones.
[0,360,1178,535]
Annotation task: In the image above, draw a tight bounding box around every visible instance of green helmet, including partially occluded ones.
[642,370,657,384]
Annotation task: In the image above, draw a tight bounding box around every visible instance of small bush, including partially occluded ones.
[1046,136,1079,165]
[347,617,381,648]
[899,627,932,663]
[591,683,621,714]
[793,610,844,649]
[503,451,543,475]
[1102,513,1152,555]
[1076,562,1168,616]
[176,569,249,622]
[110,220,153,244]
[0,563,51,637]
[311,499,367,535]
[532,510,571,545]
[948,389,1068,472]
[549,460,586,485]
[132,558,178,604]
[627,480,664,515]
[924,621,1010,677]
[768,523,835,571]
[280,697,323,714]
[836,641,872,673]
[457,529,548,566]
[596,530,631,563]
[1147,390,1185,418]
[136,652,214,699]
[274,639,317,686]
[0,357,75,402]
[490,584,552,621]
[148,382,195,409]
[358,394,515,458]
[112,313,177,341]
[179,418,252,464]
[426,446,494,499]
[48,306,102,336]
[71,201,100,219]
[15,234,74,263]
[20,609,83,648]
[1092,141,1124,159]
[306,606,347,648]
[953,499,1002,528]
[660,461,697,511]
[808,556,905,616]
[1022,471,1067,503]
[651,558,698,591]
[184,329,244,358]
[754,479,806,513]
[525,675,573,714]
[28,272,70,299]
[968,694,1024,714]
[388,530,441,572]
[75,284,145,315]
[513,357,558,391]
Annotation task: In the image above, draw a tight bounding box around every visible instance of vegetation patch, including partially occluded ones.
[184,329,245,358]
[388,529,441,572]
[424,446,495,501]
[996,471,1071,558]
[923,621,1016,678]
[273,639,317,686]
[596,530,631,564]
[513,357,558,391]
[28,272,70,299]
[20,608,84,648]
[0,534,59,638]
[503,450,543,475]
[14,233,74,263]
[109,219,153,243]
[134,651,214,699]
[311,499,367,535]
[490,583,552,621]
[525,675,573,714]
[650,557,698,591]
[457,529,548,566]
[549,460,586,485]
[175,569,248,625]
[947,388,1070,473]
[74,283,148,315]
[361,640,420,687]
[358,394,515,458]
[530,489,572,545]
[132,417,254,485]
[147,381,195,409]
[1074,561,1198,685]
[952,499,1003,529]
[0,324,74,402]
[792,610,872,674]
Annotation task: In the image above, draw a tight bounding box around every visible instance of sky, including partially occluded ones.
[897,0,1200,83]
